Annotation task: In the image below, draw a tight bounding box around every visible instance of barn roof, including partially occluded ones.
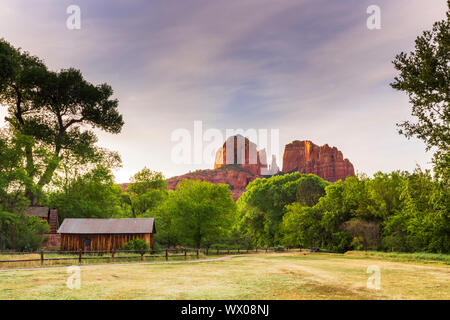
[58,218,155,234]
[24,206,49,218]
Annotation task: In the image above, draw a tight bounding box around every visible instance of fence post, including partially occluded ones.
[165,248,168,261]
[141,250,144,261]
[112,249,115,262]
[79,249,82,264]
[196,249,199,258]
[40,250,44,266]
[184,248,187,260]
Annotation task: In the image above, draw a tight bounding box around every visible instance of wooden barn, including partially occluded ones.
[58,218,155,252]
[24,206,59,234]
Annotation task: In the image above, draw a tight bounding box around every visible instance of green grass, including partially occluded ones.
[0,252,448,300]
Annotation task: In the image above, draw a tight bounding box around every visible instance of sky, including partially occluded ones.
[0,0,447,182]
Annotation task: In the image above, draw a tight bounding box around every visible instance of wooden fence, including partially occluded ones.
[0,247,298,268]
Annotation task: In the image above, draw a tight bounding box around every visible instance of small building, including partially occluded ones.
[24,206,59,234]
[58,218,155,252]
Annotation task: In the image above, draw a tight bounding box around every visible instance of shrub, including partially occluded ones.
[0,211,49,252]
[122,239,150,252]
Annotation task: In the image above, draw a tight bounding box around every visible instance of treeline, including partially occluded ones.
[41,165,448,254]
[238,171,449,253]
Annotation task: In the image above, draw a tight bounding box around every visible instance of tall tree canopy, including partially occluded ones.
[391,3,449,182]
[121,168,168,218]
[238,173,329,246]
[165,180,236,248]
[0,39,124,204]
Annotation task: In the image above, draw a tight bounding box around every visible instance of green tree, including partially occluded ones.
[121,168,168,218]
[391,3,450,182]
[167,180,236,248]
[47,166,122,220]
[296,174,329,207]
[239,173,304,245]
[151,191,182,248]
[281,203,323,248]
[0,39,124,204]
[0,129,33,211]
[383,168,449,253]
[342,219,381,251]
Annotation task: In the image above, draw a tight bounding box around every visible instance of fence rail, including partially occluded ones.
[0,247,299,268]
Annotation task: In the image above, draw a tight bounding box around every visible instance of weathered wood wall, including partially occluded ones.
[60,233,154,251]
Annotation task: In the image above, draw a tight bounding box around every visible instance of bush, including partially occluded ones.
[329,231,353,253]
[122,239,150,252]
[0,211,49,252]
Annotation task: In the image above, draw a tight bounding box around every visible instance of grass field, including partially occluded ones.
[0,252,448,300]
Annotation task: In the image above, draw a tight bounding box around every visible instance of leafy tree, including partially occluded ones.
[342,219,381,251]
[236,199,268,247]
[281,203,323,248]
[121,168,168,217]
[391,3,450,182]
[0,129,33,211]
[47,166,122,220]
[383,168,449,253]
[127,168,167,194]
[167,180,236,248]
[366,171,405,221]
[239,173,329,246]
[151,191,182,248]
[296,174,329,207]
[0,39,124,203]
[239,173,305,245]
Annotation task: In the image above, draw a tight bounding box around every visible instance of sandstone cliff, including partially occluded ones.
[282,140,354,182]
[214,135,267,176]
[124,137,354,201]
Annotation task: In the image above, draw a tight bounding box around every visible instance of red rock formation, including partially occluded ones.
[121,138,354,201]
[167,166,258,200]
[282,140,354,182]
[214,135,267,176]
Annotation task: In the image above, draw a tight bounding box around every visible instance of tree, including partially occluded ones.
[342,219,381,251]
[281,203,323,248]
[0,39,124,203]
[383,168,450,253]
[296,174,329,207]
[0,129,33,211]
[121,168,168,218]
[391,3,450,182]
[167,180,236,248]
[151,192,182,248]
[47,166,123,220]
[239,173,304,245]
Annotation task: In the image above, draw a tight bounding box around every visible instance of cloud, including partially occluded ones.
[0,0,446,180]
